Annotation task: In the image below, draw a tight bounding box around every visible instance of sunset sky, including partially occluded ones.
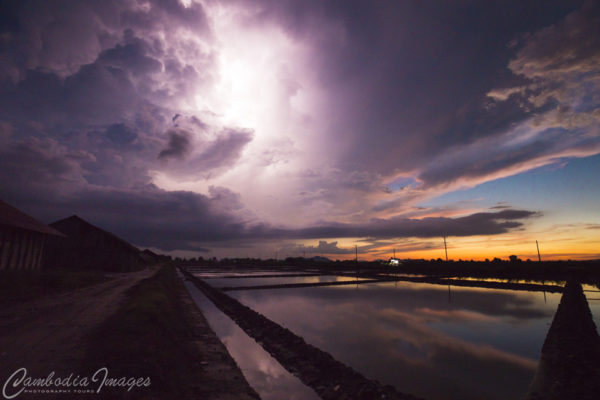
[0,0,598,260]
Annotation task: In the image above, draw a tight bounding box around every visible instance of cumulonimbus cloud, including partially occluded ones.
[0,0,589,255]
[158,129,191,160]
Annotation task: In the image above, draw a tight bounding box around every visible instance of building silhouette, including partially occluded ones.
[0,200,65,270]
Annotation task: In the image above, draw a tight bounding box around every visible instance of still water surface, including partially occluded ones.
[181,274,320,400]
[226,279,599,400]
[204,275,367,288]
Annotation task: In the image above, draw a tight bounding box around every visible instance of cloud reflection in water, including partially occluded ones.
[231,282,563,400]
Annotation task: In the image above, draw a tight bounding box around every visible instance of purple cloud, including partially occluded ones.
[0,0,594,255]
[158,130,191,160]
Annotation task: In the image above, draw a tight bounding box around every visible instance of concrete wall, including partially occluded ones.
[0,227,46,270]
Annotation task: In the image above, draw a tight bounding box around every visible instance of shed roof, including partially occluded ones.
[50,215,140,252]
[0,200,65,236]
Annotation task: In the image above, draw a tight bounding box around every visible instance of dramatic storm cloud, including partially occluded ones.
[0,0,597,258]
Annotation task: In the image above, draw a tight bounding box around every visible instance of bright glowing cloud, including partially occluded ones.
[0,0,598,259]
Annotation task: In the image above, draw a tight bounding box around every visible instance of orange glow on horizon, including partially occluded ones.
[315,225,600,262]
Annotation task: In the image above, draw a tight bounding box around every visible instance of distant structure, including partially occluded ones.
[389,258,401,266]
[45,215,145,271]
[389,248,401,266]
[140,249,159,264]
[0,200,65,270]
[443,236,448,261]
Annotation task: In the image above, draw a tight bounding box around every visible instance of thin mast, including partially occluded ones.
[444,236,448,261]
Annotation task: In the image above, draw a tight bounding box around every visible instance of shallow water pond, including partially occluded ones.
[229,280,599,400]
[180,275,320,400]
[204,274,367,288]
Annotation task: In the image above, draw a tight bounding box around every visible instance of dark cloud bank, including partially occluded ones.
[0,171,539,251]
[0,0,595,252]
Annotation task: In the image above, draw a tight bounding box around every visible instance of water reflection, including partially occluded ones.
[197,271,317,278]
[229,281,575,400]
[203,275,367,288]
[180,276,320,400]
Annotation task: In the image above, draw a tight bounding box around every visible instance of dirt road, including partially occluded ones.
[0,268,157,383]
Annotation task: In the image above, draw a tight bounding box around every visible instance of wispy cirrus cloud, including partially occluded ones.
[422,2,600,191]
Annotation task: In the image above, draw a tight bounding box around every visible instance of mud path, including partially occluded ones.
[0,268,157,382]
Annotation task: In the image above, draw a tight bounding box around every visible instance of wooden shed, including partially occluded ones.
[45,215,144,271]
[0,200,65,270]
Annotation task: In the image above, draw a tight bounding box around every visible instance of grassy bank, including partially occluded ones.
[0,269,107,305]
[80,265,258,399]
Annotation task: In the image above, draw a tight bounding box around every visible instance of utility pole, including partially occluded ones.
[536,240,541,262]
[443,236,448,261]
[393,248,396,259]
[355,244,359,281]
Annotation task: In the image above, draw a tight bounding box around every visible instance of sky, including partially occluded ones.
[0,0,598,261]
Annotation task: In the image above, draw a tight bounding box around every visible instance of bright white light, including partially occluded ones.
[196,5,306,147]
[157,2,331,225]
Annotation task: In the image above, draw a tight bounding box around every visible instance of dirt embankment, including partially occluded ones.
[181,268,424,400]
[80,265,259,399]
[218,274,564,294]
[526,281,600,400]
